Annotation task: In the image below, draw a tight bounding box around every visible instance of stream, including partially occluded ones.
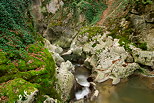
[90,75,154,103]
[74,64,91,100]
[73,64,154,103]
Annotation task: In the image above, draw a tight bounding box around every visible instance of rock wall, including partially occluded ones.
[98,0,154,50]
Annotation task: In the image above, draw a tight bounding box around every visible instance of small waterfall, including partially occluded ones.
[74,64,91,100]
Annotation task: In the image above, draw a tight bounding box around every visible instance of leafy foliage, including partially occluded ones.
[0,1,61,102]
[63,0,107,24]
[42,0,51,7]
[0,0,35,59]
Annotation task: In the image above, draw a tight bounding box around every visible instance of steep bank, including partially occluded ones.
[0,0,61,102]
[0,0,154,103]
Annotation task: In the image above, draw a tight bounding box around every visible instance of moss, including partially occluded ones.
[0,42,61,102]
[18,59,26,71]
[0,78,38,103]
[27,43,43,53]
[48,21,62,28]
[0,63,18,76]
[108,21,148,51]
[0,51,9,65]
[136,42,147,50]
[0,69,47,83]
[79,26,104,39]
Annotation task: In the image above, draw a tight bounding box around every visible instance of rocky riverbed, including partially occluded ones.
[43,25,154,103]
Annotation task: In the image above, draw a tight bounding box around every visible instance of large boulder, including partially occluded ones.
[131,46,154,68]
[0,78,38,103]
[57,61,75,101]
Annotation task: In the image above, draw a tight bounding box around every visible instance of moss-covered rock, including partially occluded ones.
[0,42,61,102]
[0,51,9,65]
[79,26,104,39]
[0,78,38,103]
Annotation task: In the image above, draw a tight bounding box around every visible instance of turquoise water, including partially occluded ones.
[91,75,154,103]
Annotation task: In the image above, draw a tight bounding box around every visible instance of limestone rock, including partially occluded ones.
[67,27,142,85]
[57,61,75,101]
[46,0,64,14]
[44,39,64,66]
[132,49,154,67]
[43,95,58,103]
[43,26,77,48]
[44,39,63,54]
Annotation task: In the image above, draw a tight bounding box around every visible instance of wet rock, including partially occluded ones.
[57,61,75,101]
[75,87,90,100]
[73,99,85,103]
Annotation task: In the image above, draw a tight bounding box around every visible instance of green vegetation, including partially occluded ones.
[42,0,51,7]
[0,78,38,103]
[108,27,147,51]
[79,26,104,39]
[129,0,153,5]
[0,43,61,102]
[63,0,107,24]
[0,0,35,59]
[0,0,61,102]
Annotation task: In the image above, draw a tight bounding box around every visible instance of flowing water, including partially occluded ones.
[91,75,154,103]
[74,64,91,100]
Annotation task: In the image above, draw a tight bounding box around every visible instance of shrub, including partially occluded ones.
[63,0,107,24]
[0,0,35,59]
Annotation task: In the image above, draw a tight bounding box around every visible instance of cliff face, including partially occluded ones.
[97,0,154,50]
[33,0,153,50]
